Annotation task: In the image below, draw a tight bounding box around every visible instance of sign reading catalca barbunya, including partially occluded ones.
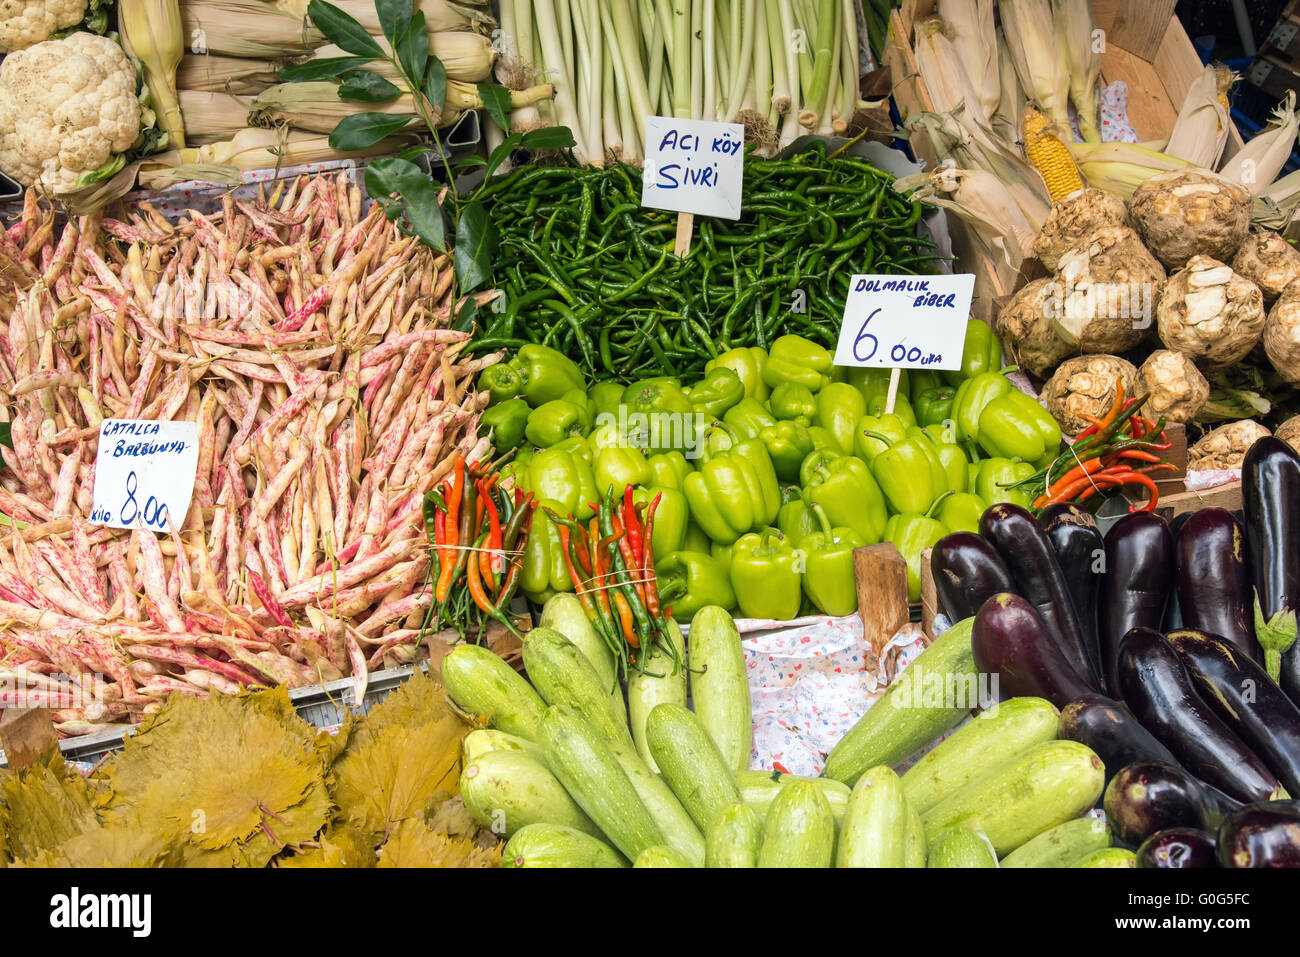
[88,419,199,533]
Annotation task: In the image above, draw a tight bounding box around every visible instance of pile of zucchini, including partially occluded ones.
[442,600,1118,867]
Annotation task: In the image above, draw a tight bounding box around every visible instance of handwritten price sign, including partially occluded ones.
[833,274,976,371]
[641,116,745,220]
[89,419,199,532]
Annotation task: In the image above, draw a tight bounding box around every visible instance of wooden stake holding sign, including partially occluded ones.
[832,274,977,652]
[640,116,746,259]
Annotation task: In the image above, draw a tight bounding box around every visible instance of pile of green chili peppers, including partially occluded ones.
[469,141,946,381]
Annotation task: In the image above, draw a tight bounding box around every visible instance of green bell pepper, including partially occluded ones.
[846,367,909,411]
[802,456,888,544]
[777,493,820,543]
[914,386,957,429]
[944,319,1003,387]
[521,499,575,602]
[593,446,651,498]
[481,397,529,451]
[622,378,697,455]
[911,427,969,494]
[686,367,745,419]
[549,435,593,468]
[977,390,1063,468]
[730,528,803,620]
[908,370,944,403]
[706,347,770,402]
[763,334,832,393]
[710,540,734,574]
[769,382,817,425]
[634,486,689,560]
[496,344,586,408]
[656,551,736,617]
[590,382,625,421]
[798,445,846,488]
[868,433,948,515]
[588,419,626,455]
[647,451,693,490]
[525,398,588,448]
[683,521,712,553]
[684,443,781,544]
[798,502,866,617]
[886,508,950,603]
[807,426,840,452]
[723,397,779,441]
[759,420,814,483]
[815,382,867,454]
[864,391,917,429]
[975,457,1038,511]
[522,448,598,520]
[935,491,988,535]
[562,388,595,434]
[953,371,1014,446]
[853,413,909,464]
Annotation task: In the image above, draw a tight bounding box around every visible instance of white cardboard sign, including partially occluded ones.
[89,419,199,532]
[833,274,976,371]
[641,116,745,220]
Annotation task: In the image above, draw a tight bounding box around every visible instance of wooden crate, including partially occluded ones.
[887,0,1247,315]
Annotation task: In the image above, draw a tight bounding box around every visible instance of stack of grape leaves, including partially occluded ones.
[0,671,500,867]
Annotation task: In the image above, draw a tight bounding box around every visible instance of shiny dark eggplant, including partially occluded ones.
[930,532,1015,623]
[1104,760,1232,848]
[1098,512,1174,695]
[1039,504,1106,691]
[1161,513,1194,633]
[1217,801,1300,867]
[1117,627,1285,803]
[1241,437,1300,700]
[1167,629,1300,797]
[980,504,1099,690]
[1135,828,1219,868]
[972,593,1095,708]
[1059,693,1180,783]
[1175,509,1260,662]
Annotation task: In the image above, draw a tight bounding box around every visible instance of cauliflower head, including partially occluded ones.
[0,32,141,194]
[0,0,87,54]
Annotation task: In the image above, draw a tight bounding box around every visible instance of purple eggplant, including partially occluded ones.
[930,532,1015,624]
[972,593,1095,708]
[1099,512,1173,695]
[1059,693,1180,783]
[1040,504,1106,692]
[1104,761,1232,848]
[1218,801,1300,867]
[1167,629,1300,797]
[1241,437,1300,694]
[1136,828,1219,868]
[980,504,1099,690]
[1117,627,1285,803]
[1175,509,1260,662]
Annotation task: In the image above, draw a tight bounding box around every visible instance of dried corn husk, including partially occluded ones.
[179,89,253,144]
[182,0,323,58]
[1166,65,1236,169]
[120,0,186,148]
[272,0,495,34]
[1254,168,1300,232]
[1066,141,1196,200]
[178,54,285,94]
[138,127,417,187]
[913,18,989,127]
[992,30,1025,145]
[1219,91,1299,196]
[310,32,494,83]
[937,0,998,120]
[999,0,1071,129]
[1052,0,1100,143]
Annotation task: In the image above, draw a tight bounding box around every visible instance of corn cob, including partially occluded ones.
[119,0,187,149]
[1024,105,1085,202]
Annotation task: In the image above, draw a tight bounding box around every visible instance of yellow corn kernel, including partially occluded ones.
[1023,105,1085,203]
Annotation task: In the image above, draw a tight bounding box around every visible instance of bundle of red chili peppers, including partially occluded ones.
[422,454,537,640]
[1026,383,1177,513]
[547,486,680,680]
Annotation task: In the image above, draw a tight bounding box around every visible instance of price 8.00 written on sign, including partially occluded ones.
[89,419,200,532]
[641,116,745,220]
[833,274,977,371]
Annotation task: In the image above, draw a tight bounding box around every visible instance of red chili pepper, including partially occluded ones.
[622,486,643,564]
[642,493,662,572]
[481,486,503,585]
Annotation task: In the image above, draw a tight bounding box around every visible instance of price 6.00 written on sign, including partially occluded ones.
[88,419,199,533]
[833,274,976,371]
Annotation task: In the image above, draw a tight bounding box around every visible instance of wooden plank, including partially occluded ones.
[1091,0,1177,62]
[855,543,910,656]
[1149,480,1243,520]
[0,707,57,770]
[919,546,938,641]
[1100,44,1179,141]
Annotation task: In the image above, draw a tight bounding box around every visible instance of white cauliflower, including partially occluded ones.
[0,32,141,194]
[0,0,86,54]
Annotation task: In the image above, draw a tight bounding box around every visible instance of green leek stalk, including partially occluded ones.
[722,0,757,122]
[569,0,602,163]
[753,0,773,124]
[767,0,790,117]
[801,0,837,131]
[670,0,691,119]
[703,0,717,120]
[690,0,704,119]
[533,0,589,161]
[778,0,802,146]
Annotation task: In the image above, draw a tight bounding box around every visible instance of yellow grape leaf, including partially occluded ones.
[376,818,501,868]
[279,825,376,868]
[13,823,180,868]
[0,748,100,862]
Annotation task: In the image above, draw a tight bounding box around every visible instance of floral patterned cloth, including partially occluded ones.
[1100,80,1140,144]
